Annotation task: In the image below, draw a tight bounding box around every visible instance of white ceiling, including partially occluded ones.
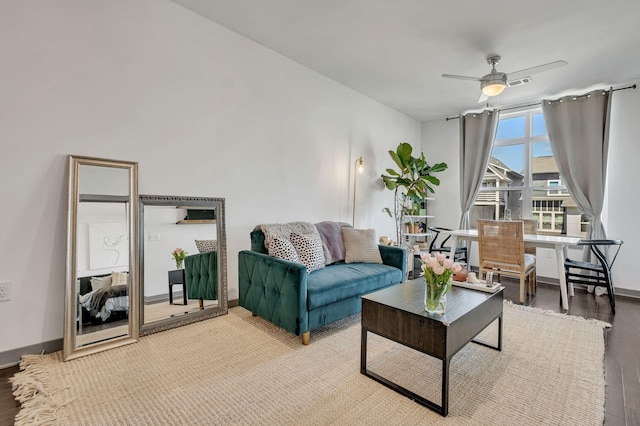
[171,0,640,121]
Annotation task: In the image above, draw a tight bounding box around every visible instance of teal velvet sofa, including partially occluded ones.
[238,225,406,344]
[185,251,218,305]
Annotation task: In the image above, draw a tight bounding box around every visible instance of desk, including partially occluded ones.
[442,229,581,310]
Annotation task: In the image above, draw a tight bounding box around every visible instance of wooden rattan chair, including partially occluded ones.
[477,220,536,304]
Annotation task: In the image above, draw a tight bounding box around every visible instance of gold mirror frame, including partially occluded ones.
[139,195,228,336]
[63,155,139,361]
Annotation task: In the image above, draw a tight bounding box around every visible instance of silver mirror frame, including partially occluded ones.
[139,195,228,336]
[63,155,139,361]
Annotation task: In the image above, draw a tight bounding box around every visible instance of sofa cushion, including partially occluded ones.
[290,232,325,273]
[306,263,403,310]
[342,228,383,264]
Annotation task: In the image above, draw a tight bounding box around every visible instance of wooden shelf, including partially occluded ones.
[405,215,435,219]
[176,219,216,225]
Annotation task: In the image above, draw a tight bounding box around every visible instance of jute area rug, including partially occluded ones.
[12,302,609,425]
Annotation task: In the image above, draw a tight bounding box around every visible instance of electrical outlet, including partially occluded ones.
[0,281,11,302]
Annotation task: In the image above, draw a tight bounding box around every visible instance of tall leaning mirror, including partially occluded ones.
[139,195,227,335]
[64,155,139,361]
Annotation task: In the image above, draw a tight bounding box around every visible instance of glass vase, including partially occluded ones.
[175,259,183,269]
[424,280,450,315]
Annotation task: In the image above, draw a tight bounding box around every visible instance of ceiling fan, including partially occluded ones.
[442,55,568,103]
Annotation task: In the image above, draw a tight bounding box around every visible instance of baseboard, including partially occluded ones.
[0,338,63,369]
[228,298,239,308]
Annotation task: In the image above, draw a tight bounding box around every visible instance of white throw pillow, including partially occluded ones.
[290,232,326,273]
[268,237,300,263]
[342,228,383,264]
[111,271,129,285]
[90,275,112,291]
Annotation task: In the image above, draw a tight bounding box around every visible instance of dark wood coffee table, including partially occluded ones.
[361,279,504,416]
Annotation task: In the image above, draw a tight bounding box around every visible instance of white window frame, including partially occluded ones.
[475,108,568,231]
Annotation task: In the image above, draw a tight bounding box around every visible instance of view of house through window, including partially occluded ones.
[470,109,587,237]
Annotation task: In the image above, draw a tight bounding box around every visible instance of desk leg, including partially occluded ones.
[448,236,458,260]
[555,245,569,310]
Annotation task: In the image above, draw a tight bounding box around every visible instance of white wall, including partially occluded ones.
[422,87,640,293]
[0,0,420,354]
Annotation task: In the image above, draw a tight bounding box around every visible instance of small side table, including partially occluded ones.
[168,269,187,305]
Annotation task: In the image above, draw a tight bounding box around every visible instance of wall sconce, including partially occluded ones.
[352,156,363,226]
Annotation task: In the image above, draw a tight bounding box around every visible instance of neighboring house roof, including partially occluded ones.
[483,156,523,184]
[562,198,579,208]
[532,156,559,174]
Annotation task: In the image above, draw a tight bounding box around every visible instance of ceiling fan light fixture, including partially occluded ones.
[481,73,507,96]
[481,82,506,96]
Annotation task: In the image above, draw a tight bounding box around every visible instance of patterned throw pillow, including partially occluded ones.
[111,271,129,285]
[195,239,218,253]
[342,228,383,264]
[268,237,300,263]
[290,232,326,273]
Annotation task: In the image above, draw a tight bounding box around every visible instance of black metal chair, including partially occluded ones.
[564,239,623,314]
[427,226,468,263]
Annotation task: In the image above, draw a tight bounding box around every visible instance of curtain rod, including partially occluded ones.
[444,83,637,121]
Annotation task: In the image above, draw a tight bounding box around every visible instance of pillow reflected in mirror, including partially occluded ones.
[90,275,112,291]
[111,271,129,285]
[195,239,218,253]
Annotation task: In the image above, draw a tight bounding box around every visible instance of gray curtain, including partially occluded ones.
[459,110,499,230]
[541,89,612,241]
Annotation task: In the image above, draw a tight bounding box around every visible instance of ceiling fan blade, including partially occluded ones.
[477,92,489,103]
[442,73,482,82]
[508,60,568,79]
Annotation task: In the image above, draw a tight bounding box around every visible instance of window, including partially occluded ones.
[470,110,582,236]
[546,180,563,196]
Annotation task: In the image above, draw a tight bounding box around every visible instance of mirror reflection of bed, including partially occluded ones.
[76,196,130,346]
[140,195,226,334]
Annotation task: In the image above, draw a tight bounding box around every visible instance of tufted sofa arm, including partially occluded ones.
[379,245,407,277]
[185,251,218,300]
[238,250,309,336]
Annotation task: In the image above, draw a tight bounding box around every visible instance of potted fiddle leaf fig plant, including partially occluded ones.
[381,142,447,246]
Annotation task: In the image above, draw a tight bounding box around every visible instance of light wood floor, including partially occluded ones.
[1,282,638,425]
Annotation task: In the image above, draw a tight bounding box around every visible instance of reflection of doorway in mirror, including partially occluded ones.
[89,223,129,269]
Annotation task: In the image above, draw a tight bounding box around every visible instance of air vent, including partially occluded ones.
[507,76,533,87]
